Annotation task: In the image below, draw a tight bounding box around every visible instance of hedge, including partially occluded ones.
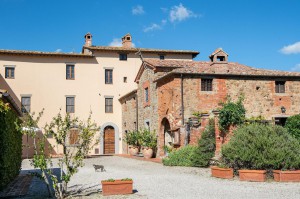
[285,114,300,141]
[0,100,22,191]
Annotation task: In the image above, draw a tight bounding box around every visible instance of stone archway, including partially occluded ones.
[100,122,119,154]
[160,118,172,156]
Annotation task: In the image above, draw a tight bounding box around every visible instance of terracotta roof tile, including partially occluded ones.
[144,59,300,82]
[0,49,93,57]
[84,46,199,57]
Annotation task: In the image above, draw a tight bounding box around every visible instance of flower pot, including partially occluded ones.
[211,166,233,179]
[129,146,139,156]
[101,180,133,196]
[238,170,266,182]
[142,147,153,159]
[273,170,300,182]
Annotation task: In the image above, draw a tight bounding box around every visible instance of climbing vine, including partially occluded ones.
[218,96,246,134]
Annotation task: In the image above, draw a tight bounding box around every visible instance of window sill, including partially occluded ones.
[66,79,75,80]
[5,77,15,79]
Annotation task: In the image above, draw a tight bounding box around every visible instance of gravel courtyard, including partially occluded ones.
[21,156,300,199]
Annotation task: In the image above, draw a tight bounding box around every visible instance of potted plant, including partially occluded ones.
[124,131,140,156]
[101,178,133,196]
[140,129,157,159]
[211,161,233,179]
[273,170,300,182]
[221,124,300,182]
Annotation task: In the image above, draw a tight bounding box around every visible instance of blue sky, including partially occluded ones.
[0,0,300,71]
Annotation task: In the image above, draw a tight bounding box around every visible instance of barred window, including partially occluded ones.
[201,79,213,91]
[105,69,113,84]
[21,97,31,113]
[66,97,75,113]
[105,98,113,113]
[275,81,285,93]
[66,65,75,79]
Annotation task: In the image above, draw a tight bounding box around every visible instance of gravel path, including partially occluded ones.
[21,156,300,199]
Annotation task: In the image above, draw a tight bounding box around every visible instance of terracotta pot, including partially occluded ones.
[142,147,153,159]
[101,180,133,196]
[238,170,266,182]
[273,170,300,182]
[129,146,139,156]
[211,166,234,179]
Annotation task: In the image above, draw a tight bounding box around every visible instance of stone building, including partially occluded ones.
[120,48,300,156]
[0,33,198,157]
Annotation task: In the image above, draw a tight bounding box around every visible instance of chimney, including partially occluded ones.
[122,33,132,48]
[84,32,92,47]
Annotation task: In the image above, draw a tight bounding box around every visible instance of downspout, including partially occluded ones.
[136,92,138,131]
[181,74,184,126]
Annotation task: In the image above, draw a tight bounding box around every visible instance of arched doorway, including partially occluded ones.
[161,118,173,156]
[103,126,115,154]
[100,122,119,154]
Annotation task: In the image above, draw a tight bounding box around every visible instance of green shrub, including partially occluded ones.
[285,114,300,141]
[219,97,245,133]
[221,123,300,170]
[163,145,197,167]
[192,119,216,167]
[0,100,22,190]
[140,129,157,149]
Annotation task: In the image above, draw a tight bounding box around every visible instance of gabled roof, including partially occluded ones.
[209,48,228,58]
[83,46,199,58]
[118,89,137,102]
[0,49,94,58]
[134,59,300,83]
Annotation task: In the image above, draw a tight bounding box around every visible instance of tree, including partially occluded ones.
[21,110,100,198]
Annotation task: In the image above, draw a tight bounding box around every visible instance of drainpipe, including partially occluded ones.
[181,74,184,125]
[136,93,138,130]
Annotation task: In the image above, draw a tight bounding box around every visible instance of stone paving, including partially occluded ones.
[7,156,300,198]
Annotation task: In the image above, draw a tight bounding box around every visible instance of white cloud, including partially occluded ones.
[169,3,197,23]
[55,49,62,52]
[108,38,135,47]
[132,5,145,15]
[291,64,300,72]
[143,23,161,32]
[280,41,300,54]
[109,38,122,47]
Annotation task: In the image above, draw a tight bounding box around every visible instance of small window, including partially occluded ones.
[123,77,127,83]
[217,56,225,61]
[66,97,75,113]
[105,98,113,113]
[127,37,130,40]
[5,67,15,79]
[145,87,149,102]
[159,55,165,60]
[21,97,31,113]
[119,54,127,61]
[275,81,285,93]
[201,79,213,91]
[66,65,75,79]
[105,69,113,84]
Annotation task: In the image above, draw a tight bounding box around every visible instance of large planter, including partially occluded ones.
[273,170,300,182]
[129,146,139,156]
[238,170,267,182]
[142,147,153,159]
[211,166,234,179]
[101,180,133,196]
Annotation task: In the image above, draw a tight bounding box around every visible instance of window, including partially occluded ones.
[119,54,127,61]
[105,98,113,113]
[105,69,113,84]
[159,55,165,60]
[217,56,225,61]
[145,87,149,102]
[21,97,31,113]
[66,65,75,79]
[5,67,15,79]
[201,79,213,91]
[275,81,285,93]
[66,97,75,113]
[123,77,127,83]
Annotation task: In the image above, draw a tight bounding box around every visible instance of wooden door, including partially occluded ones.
[104,126,115,154]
